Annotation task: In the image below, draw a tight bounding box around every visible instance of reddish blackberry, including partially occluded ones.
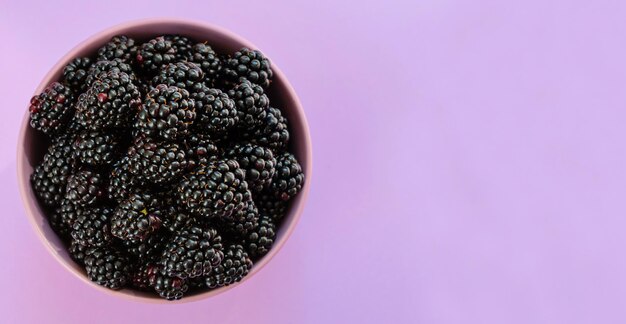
[111,193,162,242]
[220,201,259,237]
[31,135,77,207]
[72,131,121,166]
[65,169,104,206]
[135,85,196,140]
[126,136,188,185]
[107,156,137,202]
[136,36,177,74]
[255,192,287,221]
[181,133,220,170]
[97,35,138,63]
[75,71,142,130]
[248,107,290,152]
[228,80,269,130]
[151,62,205,93]
[191,86,238,135]
[189,43,222,86]
[29,82,74,135]
[154,275,188,300]
[205,244,252,288]
[159,226,224,279]
[225,143,276,193]
[85,59,135,87]
[70,207,113,247]
[177,159,252,219]
[132,262,159,290]
[62,57,92,92]
[69,240,89,265]
[223,48,273,89]
[270,152,305,201]
[84,247,130,289]
[245,214,276,258]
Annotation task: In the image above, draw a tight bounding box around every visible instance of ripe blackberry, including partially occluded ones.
[69,240,89,265]
[205,244,252,288]
[135,85,196,140]
[161,206,195,234]
[111,193,162,242]
[84,247,130,289]
[57,198,82,228]
[31,164,64,208]
[31,135,77,207]
[166,35,194,60]
[189,43,222,86]
[228,80,269,129]
[126,136,188,185]
[151,62,205,93]
[191,86,238,135]
[181,133,220,170]
[65,169,104,206]
[270,152,305,201]
[47,210,71,241]
[220,202,259,237]
[132,262,159,290]
[160,226,224,279]
[248,107,290,152]
[85,59,135,86]
[255,192,287,221]
[29,82,74,135]
[62,57,92,92]
[72,131,121,166]
[225,143,276,193]
[177,159,251,219]
[107,156,137,202]
[223,48,273,89]
[136,36,177,74]
[245,214,276,258]
[75,71,141,130]
[123,233,168,263]
[154,275,188,300]
[71,207,113,247]
[97,35,138,63]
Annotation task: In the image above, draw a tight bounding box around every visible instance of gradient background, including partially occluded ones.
[2,1,626,323]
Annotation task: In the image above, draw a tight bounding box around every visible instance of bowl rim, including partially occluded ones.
[16,17,312,304]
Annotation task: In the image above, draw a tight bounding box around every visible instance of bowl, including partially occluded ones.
[16,18,312,303]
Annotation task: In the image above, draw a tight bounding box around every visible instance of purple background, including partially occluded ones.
[2,1,626,323]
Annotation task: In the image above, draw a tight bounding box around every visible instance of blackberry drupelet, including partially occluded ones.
[223,48,273,89]
[75,71,142,130]
[205,244,252,288]
[29,82,74,135]
[181,133,220,170]
[136,36,177,74]
[189,43,222,86]
[247,106,290,152]
[85,59,135,86]
[160,226,224,279]
[228,80,269,130]
[225,143,276,193]
[31,135,77,207]
[154,275,188,300]
[107,156,137,202]
[177,159,251,219]
[65,169,104,206]
[62,57,92,92]
[111,193,162,242]
[245,214,276,258]
[84,247,130,289]
[191,86,238,136]
[97,35,138,63]
[151,62,205,93]
[72,130,121,166]
[270,152,305,201]
[69,240,89,265]
[255,192,287,221]
[126,136,188,185]
[135,85,196,140]
[71,206,113,247]
[220,202,259,237]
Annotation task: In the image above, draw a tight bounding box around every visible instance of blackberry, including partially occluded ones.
[75,71,141,130]
[132,262,159,290]
[270,152,305,201]
[166,35,194,60]
[189,43,222,86]
[220,201,259,237]
[84,247,130,289]
[191,86,238,135]
[31,135,77,207]
[126,136,188,185]
[123,233,168,263]
[205,244,252,288]
[225,143,276,193]
[160,226,224,279]
[135,85,196,140]
[154,275,188,300]
[248,107,290,152]
[107,156,137,202]
[255,192,287,221]
[177,159,251,219]
[69,240,89,265]
[223,48,273,89]
[228,80,269,130]
[85,59,134,86]
[111,193,162,242]
[136,36,177,74]
[245,214,276,258]
[72,131,121,166]
[31,164,64,208]
[62,57,92,92]
[161,206,195,234]
[97,35,138,63]
[71,207,113,247]
[181,133,220,170]
[48,210,71,241]
[151,62,205,93]
[65,169,104,206]
[57,198,82,228]
[29,82,74,135]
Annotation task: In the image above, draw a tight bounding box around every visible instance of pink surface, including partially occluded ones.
[3,1,626,323]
